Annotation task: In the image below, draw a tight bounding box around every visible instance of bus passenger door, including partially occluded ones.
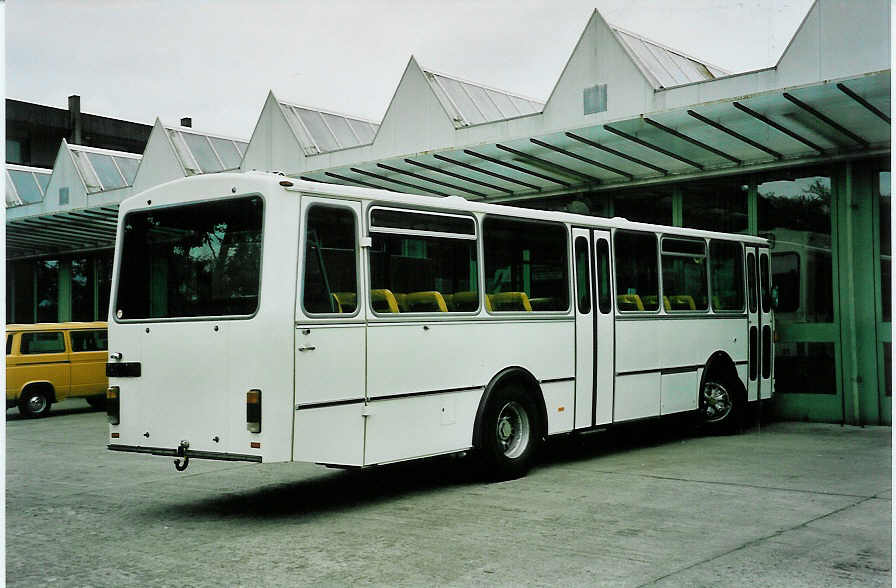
[572,228,594,429]
[592,230,614,425]
[746,247,760,401]
[758,248,774,399]
[293,197,366,467]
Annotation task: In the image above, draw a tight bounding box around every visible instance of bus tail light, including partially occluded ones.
[107,386,120,425]
[247,389,261,433]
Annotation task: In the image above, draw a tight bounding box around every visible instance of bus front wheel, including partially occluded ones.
[479,386,539,480]
[700,378,741,434]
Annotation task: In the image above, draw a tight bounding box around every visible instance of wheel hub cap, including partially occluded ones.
[495,401,530,459]
[702,382,732,423]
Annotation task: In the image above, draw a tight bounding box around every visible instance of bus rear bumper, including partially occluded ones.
[107,444,263,463]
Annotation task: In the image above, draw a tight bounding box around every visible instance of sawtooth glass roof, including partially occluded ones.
[424,69,544,128]
[6,164,51,207]
[166,127,248,175]
[69,144,142,194]
[279,101,379,156]
[611,26,729,88]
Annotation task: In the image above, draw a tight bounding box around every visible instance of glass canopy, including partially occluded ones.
[69,144,142,194]
[279,101,380,156]
[166,127,249,175]
[6,164,51,207]
[424,70,544,128]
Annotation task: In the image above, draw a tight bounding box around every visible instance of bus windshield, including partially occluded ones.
[115,195,263,320]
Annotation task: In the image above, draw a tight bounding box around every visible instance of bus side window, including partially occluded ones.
[368,208,478,314]
[614,231,659,311]
[710,240,745,312]
[483,217,569,312]
[661,237,708,311]
[302,206,357,315]
[595,239,612,314]
[747,251,758,313]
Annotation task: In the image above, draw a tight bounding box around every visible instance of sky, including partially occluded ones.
[6,0,814,140]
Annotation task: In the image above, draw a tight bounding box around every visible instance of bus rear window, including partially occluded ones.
[115,196,263,320]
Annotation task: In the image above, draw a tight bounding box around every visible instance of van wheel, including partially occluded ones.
[479,386,539,480]
[699,378,740,434]
[19,388,51,418]
[86,396,106,409]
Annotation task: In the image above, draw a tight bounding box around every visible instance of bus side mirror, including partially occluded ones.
[771,285,780,311]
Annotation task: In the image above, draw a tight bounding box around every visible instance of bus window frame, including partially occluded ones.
[612,229,662,315]
[708,239,748,314]
[366,204,481,318]
[301,202,363,320]
[483,215,572,317]
[660,235,710,314]
[112,192,266,324]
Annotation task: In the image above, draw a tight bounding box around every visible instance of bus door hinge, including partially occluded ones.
[360,237,372,248]
[361,404,372,417]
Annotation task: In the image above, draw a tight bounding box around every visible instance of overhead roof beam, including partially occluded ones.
[320,172,393,192]
[782,92,870,147]
[11,221,111,242]
[686,110,783,160]
[836,83,890,125]
[732,101,825,155]
[496,144,599,185]
[377,163,485,197]
[603,125,704,170]
[643,118,741,164]
[529,138,633,180]
[432,154,541,191]
[565,132,668,175]
[404,158,514,194]
[465,149,570,187]
[14,218,113,239]
[6,229,90,247]
[350,168,450,197]
[64,211,121,227]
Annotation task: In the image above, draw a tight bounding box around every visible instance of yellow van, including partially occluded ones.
[6,322,108,418]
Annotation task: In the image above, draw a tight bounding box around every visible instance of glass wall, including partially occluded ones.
[682,178,749,233]
[35,260,59,323]
[879,171,891,322]
[612,187,673,225]
[71,258,93,322]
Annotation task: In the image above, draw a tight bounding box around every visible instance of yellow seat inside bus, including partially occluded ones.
[667,295,697,310]
[331,292,357,313]
[449,291,480,312]
[405,291,448,312]
[371,289,401,313]
[617,294,644,311]
[487,292,533,312]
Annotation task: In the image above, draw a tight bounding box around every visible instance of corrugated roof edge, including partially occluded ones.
[609,24,731,78]
[421,65,547,107]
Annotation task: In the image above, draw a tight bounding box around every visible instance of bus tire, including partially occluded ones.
[18,386,52,419]
[699,376,741,434]
[479,385,539,480]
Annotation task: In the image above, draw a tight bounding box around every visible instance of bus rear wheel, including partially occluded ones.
[479,386,539,480]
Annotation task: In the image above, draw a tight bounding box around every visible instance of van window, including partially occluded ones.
[70,330,109,352]
[6,335,13,355]
[20,332,65,354]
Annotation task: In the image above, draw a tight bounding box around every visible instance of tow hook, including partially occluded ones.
[174,440,190,472]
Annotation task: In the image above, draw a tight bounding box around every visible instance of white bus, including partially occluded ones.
[106,172,774,479]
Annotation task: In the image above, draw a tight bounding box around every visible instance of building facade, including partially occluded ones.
[5,0,891,424]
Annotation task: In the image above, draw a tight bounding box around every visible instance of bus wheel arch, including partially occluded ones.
[472,367,547,479]
[18,382,55,418]
[699,351,745,433]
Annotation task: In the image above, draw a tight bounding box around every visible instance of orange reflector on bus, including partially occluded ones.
[558,406,565,412]
[111,432,120,438]
[250,442,261,449]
